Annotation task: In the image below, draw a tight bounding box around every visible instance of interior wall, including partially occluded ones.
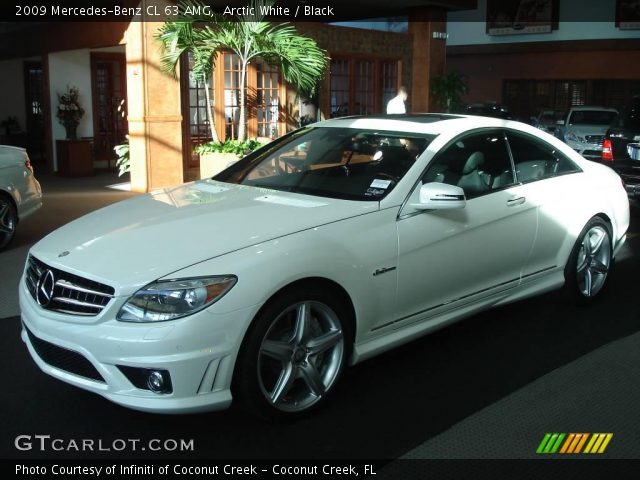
[48,49,93,170]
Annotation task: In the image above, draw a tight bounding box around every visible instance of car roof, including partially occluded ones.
[314,114,527,136]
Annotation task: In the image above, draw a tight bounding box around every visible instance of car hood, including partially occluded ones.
[0,145,27,167]
[30,180,377,293]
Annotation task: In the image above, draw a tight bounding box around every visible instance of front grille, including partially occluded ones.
[585,134,604,144]
[25,256,115,316]
[25,325,105,383]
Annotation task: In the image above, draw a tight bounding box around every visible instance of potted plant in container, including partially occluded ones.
[56,86,85,139]
[195,138,267,178]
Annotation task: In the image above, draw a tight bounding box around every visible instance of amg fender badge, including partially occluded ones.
[373,266,397,277]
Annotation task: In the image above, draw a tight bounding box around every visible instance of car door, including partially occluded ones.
[391,130,538,327]
[503,129,584,276]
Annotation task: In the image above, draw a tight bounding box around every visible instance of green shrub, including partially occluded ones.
[194,139,265,156]
[114,140,130,177]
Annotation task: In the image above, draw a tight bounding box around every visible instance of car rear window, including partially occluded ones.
[568,110,617,126]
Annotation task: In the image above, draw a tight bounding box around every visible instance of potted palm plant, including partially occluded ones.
[430,72,469,113]
[157,0,327,178]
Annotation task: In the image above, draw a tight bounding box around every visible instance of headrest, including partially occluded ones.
[462,151,485,174]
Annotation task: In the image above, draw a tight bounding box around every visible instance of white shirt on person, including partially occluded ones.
[386,95,406,114]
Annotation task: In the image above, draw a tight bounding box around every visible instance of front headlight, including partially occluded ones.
[117,276,237,322]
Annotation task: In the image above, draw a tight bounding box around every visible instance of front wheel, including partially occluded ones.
[233,289,350,420]
[564,218,612,301]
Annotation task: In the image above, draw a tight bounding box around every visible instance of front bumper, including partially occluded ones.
[20,279,258,414]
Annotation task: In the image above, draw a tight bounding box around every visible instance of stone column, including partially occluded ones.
[408,7,448,113]
[125,0,183,192]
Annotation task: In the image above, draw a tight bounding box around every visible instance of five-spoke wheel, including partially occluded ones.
[234,288,350,420]
[565,217,612,301]
[576,225,611,298]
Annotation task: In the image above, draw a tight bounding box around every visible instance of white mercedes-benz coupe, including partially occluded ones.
[0,145,42,250]
[21,115,629,419]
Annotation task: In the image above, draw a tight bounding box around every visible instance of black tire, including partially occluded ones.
[0,195,17,250]
[563,217,612,302]
[233,286,352,421]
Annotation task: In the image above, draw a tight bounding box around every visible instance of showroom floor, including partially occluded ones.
[1,172,639,466]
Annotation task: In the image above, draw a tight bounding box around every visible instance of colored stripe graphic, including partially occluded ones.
[536,433,565,454]
[537,433,613,454]
[584,434,614,454]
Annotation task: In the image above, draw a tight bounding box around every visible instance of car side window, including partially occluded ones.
[505,131,580,183]
[422,131,515,199]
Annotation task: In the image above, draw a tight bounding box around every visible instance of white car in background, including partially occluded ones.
[20,115,629,420]
[556,106,618,160]
[0,145,42,249]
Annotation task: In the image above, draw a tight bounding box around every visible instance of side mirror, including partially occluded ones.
[411,182,466,210]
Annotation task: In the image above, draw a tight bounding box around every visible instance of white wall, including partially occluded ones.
[0,59,27,133]
[447,0,640,46]
[48,49,93,170]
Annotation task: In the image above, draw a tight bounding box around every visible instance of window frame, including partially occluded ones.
[212,52,287,142]
[328,55,401,118]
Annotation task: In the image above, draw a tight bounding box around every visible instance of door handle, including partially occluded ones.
[507,196,526,207]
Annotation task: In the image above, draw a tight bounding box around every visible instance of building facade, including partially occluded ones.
[446,0,640,119]
[0,0,459,192]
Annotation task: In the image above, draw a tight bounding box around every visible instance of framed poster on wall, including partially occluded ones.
[616,0,640,29]
[486,0,559,36]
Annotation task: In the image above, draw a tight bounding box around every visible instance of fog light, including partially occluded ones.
[148,371,166,393]
[117,365,173,394]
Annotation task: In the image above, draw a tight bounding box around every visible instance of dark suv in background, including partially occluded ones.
[602,95,640,199]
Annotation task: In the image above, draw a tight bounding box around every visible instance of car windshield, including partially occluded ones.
[214,127,436,201]
[568,110,617,125]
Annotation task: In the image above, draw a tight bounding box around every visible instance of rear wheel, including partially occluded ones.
[233,288,350,420]
[0,195,17,250]
[564,217,612,301]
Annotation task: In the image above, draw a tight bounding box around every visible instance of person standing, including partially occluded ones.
[386,86,408,114]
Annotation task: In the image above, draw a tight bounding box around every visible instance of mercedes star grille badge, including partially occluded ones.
[36,270,55,307]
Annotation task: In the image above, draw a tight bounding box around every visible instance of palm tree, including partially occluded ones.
[157,6,222,143]
[430,72,469,113]
[159,0,328,142]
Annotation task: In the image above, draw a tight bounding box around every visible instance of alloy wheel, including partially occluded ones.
[257,301,344,412]
[576,225,611,298]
